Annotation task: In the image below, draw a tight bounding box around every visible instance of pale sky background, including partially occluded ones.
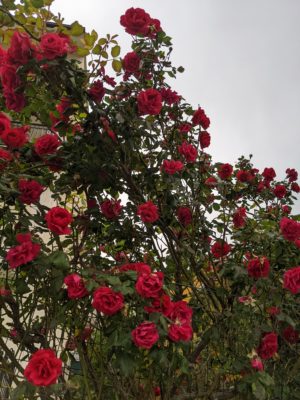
[52,0,300,210]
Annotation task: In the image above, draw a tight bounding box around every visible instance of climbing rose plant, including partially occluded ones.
[0,2,299,400]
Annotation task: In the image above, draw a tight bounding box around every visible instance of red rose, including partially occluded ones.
[283,266,300,294]
[137,88,162,115]
[236,170,253,183]
[120,8,151,36]
[4,90,26,112]
[64,273,88,299]
[92,286,124,315]
[39,33,70,60]
[119,262,151,275]
[257,332,278,360]
[6,233,40,269]
[1,125,28,148]
[0,64,20,91]
[247,257,270,279]
[291,182,300,193]
[280,217,300,242]
[0,112,11,136]
[7,31,35,65]
[45,207,73,235]
[266,306,280,316]
[178,141,198,163]
[131,321,159,349]
[177,206,192,227]
[34,133,60,156]
[251,358,264,371]
[154,387,161,396]
[232,207,247,228]
[162,159,184,175]
[283,326,299,344]
[0,148,13,170]
[282,205,291,214]
[211,241,231,258]
[137,201,159,223]
[144,294,173,316]
[18,179,44,205]
[160,88,181,105]
[286,168,298,182]
[205,176,218,187]
[178,123,192,134]
[199,131,211,149]
[273,184,287,199]
[262,167,276,182]
[168,323,193,342]
[100,199,122,219]
[24,349,62,386]
[169,300,193,324]
[192,107,210,129]
[123,51,141,74]
[88,80,105,103]
[218,163,233,180]
[136,271,164,298]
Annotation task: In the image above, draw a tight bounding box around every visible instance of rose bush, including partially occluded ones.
[0,1,299,400]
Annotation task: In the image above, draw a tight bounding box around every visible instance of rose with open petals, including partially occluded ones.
[137,88,162,115]
[247,257,270,279]
[168,323,193,342]
[92,286,124,315]
[1,126,28,148]
[18,179,44,205]
[64,273,88,299]
[283,266,300,294]
[137,201,159,223]
[131,321,159,349]
[45,207,72,235]
[34,134,60,156]
[24,349,62,386]
[120,8,151,36]
[136,271,164,298]
[257,332,278,360]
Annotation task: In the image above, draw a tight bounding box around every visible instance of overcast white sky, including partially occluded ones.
[52,0,300,209]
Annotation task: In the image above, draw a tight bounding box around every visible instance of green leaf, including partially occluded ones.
[76,47,90,57]
[252,382,266,400]
[117,353,136,376]
[31,0,44,7]
[92,44,102,55]
[49,251,69,270]
[112,59,122,73]
[111,45,121,58]
[70,21,85,36]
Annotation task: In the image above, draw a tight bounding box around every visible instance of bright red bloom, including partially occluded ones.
[39,33,71,60]
[211,241,231,258]
[45,207,72,235]
[0,64,20,91]
[0,112,11,136]
[120,8,151,36]
[92,286,124,315]
[262,167,276,182]
[123,51,141,74]
[199,131,211,149]
[168,323,193,342]
[286,168,298,182]
[1,126,29,148]
[136,271,164,298]
[160,88,181,105]
[0,148,13,170]
[64,273,88,299]
[137,201,159,223]
[119,262,151,275]
[100,199,122,219]
[247,257,270,279]
[6,234,40,269]
[205,176,218,187]
[192,107,210,129]
[162,159,184,175]
[251,358,264,371]
[257,332,278,360]
[283,326,299,344]
[291,182,300,193]
[178,123,192,134]
[131,321,159,349]
[7,31,35,65]
[18,179,44,205]
[236,170,253,183]
[4,90,26,112]
[280,217,300,242]
[144,294,173,316]
[169,300,193,324]
[178,141,197,163]
[177,206,192,227]
[232,207,247,228]
[283,266,300,294]
[218,163,233,180]
[88,80,105,103]
[24,349,62,386]
[34,134,60,156]
[137,88,162,115]
[273,184,287,199]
